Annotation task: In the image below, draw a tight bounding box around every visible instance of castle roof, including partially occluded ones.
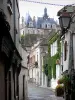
[25,8,57,28]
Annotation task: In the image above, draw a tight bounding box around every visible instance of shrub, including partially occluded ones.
[55,84,64,97]
[57,78,63,84]
[57,75,70,88]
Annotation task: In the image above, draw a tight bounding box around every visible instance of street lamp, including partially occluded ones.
[58,7,75,100]
[59,9,71,33]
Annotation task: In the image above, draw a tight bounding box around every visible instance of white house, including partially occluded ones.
[50,38,61,89]
[28,40,48,86]
[57,6,75,76]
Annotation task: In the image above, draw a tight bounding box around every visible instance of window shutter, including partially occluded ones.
[64,41,67,61]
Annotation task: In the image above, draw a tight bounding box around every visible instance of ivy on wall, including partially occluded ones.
[48,33,61,79]
[43,32,61,79]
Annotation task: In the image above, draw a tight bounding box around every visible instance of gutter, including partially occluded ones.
[13,0,16,44]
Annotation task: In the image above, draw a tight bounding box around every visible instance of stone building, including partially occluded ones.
[19,46,28,100]
[26,8,58,86]
[21,8,57,36]
[0,0,23,100]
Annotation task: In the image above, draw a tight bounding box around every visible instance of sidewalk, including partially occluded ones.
[39,85,55,92]
[28,82,64,100]
[39,85,64,100]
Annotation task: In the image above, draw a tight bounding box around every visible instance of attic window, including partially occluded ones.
[45,24,47,28]
[51,25,52,29]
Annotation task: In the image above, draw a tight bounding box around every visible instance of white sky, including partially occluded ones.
[19,0,75,24]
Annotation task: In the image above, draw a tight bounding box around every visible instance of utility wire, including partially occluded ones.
[20,0,75,6]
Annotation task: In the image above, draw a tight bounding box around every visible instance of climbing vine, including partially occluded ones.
[43,32,61,79]
[48,33,61,79]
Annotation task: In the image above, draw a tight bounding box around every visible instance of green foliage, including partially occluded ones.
[51,53,58,78]
[47,32,61,79]
[21,34,25,45]
[47,55,52,79]
[43,64,48,76]
[20,34,42,47]
[43,32,61,79]
[58,75,70,88]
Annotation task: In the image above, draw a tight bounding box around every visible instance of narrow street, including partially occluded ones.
[28,82,64,100]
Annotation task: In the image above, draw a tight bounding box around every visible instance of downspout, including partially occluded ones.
[13,0,16,44]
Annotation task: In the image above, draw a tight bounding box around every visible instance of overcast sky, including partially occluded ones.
[19,0,75,24]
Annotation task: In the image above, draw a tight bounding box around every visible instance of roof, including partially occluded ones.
[57,5,75,16]
[25,8,57,28]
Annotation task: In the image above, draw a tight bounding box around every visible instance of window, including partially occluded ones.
[51,25,52,28]
[29,22,33,27]
[28,23,29,27]
[23,75,25,100]
[37,54,38,62]
[51,40,57,56]
[47,23,51,29]
[64,41,67,61]
[52,24,56,29]
[23,31,24,35]
[62,65,63,72]
[45,24,47,28]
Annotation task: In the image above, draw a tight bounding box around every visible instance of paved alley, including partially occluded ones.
[28,82,64,100]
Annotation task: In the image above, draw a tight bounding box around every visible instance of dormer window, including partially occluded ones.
[29,22,33,27]
[7,0,13,15]
[45,24,47,28]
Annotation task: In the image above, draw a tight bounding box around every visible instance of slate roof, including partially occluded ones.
[25,8,57,28]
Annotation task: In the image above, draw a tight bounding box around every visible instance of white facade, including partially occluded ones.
[50,39,61,89]
[28,41,48,86]
[58,6,75,90]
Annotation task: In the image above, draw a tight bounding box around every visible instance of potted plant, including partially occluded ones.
[57,75,70,88]
[57,78,63,84]
[55,84,64,97]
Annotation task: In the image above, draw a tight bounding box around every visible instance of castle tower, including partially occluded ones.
[43,7,48,19]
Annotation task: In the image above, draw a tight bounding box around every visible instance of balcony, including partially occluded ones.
[7,0,13,15]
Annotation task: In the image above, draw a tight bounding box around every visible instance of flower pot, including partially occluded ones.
[55,84,64,97]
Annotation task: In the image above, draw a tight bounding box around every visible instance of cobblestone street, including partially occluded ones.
[28,82,64,100]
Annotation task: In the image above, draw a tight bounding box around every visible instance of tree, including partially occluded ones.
[20,34,43,47]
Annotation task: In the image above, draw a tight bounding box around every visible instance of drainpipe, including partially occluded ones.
[13,0,16,44]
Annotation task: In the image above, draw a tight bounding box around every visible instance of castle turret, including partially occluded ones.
[43,7,48,19]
